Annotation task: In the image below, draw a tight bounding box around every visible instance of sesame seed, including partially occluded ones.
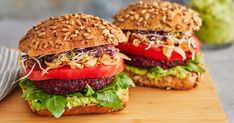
[49,41,53,45]
[153,2,158,7]
[64,36,68,41]
[99,26,106,30]
[80,26,85,30]
[76,20,82,26]
[64,24,72,28]
[161,7,168,11]
[86,35,93,40]
[64,15,69,19]
[144,13,150,20]
[129,11,135,15]
[86,28,91,33]
[62,28,68,32]
[35,27,40,30]
[110,29,115,34]
[83,33,89,37]
[38,43,43,50]
[41,28,46,31]
[50,26,57,30]
[43,43,48,48]
[134,14,139,20]
[183,18,189,23]
[107,34,114,38]
[143,21,147,27]
[108,38,113,43]
[193,16,201,26]
[55,39,62,44]
[176,25,181,30]
[93,23,99,27]
[70,34,77,38]
[65,32,71,36]
[75,30,79,34]
[143,3,148,8]
[160,2,168,7]
[141,10,147,14]
[102,21,108,25]
[162,16,166,22]
[125,14,130,19]
[117,18,125,22]
[38,32,46,37]
[32,41,39,49]
[70,20,75,25]
[138,17,144,22]
[102,29,110,37]
[149,8,155,13]
[74,14,79,18]
[130,16,135,21]
[65,21,69,24]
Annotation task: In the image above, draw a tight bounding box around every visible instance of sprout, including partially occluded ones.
[11,64,36,85]
[31,57,46,72]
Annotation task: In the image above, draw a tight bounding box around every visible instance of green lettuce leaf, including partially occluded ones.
[84,84,95,96]
[100,72,135,91]
[183,62,205,73]
[183,56,205,73]
[95,72,134,108]
[116,72,135,89]
[96,90,123,108]
[46,95,66,118]
[147,66,167,78]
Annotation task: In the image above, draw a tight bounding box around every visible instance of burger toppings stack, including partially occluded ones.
[18,13,134,118]
[113,0,205,90]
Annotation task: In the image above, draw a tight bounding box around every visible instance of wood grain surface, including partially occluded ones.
[0,72,227,123]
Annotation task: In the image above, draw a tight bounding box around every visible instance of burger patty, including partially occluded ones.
[33,76,114,95]
[124,53,187,69]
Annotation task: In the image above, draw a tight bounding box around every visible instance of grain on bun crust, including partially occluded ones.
[113,0,202,32]
[125,71,202,90]
[19,13,127,57]
[27,89,129,117]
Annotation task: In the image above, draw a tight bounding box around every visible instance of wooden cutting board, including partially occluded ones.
[0,71,227,123]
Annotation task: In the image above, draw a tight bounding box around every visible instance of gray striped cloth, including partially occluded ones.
[0,46,21,101]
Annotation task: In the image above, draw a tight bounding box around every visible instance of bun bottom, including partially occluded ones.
[27,89,129,117]
[125,71,202,90]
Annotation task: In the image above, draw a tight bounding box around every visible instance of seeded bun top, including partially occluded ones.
[19,13,126,57]
[113,0,202,32]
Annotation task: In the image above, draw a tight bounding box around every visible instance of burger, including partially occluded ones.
[113,0,205,90]
[18,13,135,118]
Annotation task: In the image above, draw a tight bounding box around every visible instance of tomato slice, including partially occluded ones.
[23,59,125,81]
[117,36,200,60]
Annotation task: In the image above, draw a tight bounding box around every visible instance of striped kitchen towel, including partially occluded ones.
[0,46,21,101]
